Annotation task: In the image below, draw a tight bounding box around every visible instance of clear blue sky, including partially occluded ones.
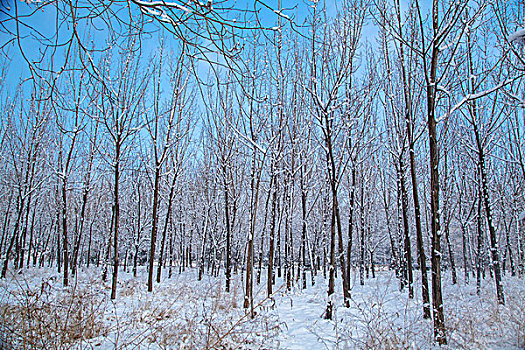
[0,0,382,96]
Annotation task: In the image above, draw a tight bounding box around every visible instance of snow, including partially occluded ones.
[1,267,524,349]
[132,0,191,14]
[273,10,291,21]
[508,29,525,45]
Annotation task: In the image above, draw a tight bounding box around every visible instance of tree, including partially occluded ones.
[306,0,368,318]
[99,34,148,299]
[1,79,50,279]
[146,41,193,291]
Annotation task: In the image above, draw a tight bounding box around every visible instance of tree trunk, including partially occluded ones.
[198,211,209,281]
[300,163,308,290]
[475,126,504,304]
[360,178,366,286]
[267,170,278,296]
[61,177,69,287]
[87,221,93,268]
[477,184,483,295]
[324,111,350,308]
[325,206,336,320]
[169,220,174,279]
[0,193,13,257]
[505,220,515,276]
[399,158,414,298]
[257,189,271,285]
[409,146,431,317]
[396,0,429,315]
[110,142,121,300]
[382,176,398,275]
[102,208,114,282]
[72,124,97,276]
[147,165,161,292]
[444,217,457,285]
[244,143,261,319]
[72,178,90,276]
[2,195,24,279]
[426,3,446,341]
[26,205,37,269]
[346,166,356,290]
[223,165,233,292]
[156,171,178,283]
[461,221,469,284]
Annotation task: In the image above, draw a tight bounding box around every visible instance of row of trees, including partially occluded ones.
[1,0,525,344]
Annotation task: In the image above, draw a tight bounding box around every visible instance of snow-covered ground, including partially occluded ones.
[1,267,524,349]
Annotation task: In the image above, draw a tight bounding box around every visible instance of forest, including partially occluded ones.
[0,0,524,348]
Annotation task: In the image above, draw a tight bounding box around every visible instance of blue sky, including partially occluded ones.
[0,1,300,88]
[0,0,384,98]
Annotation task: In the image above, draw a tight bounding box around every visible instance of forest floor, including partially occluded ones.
[0,266,524,349]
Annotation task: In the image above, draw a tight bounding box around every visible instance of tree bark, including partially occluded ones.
[474,126,505,304]
[267,168,278,296]
[323,110,350,308]
[156,170,178,283]
[426,2,446,342]
[111,141,121,300]
[147,165,161,292]
[398,158,414,298]
[223,164,233,292]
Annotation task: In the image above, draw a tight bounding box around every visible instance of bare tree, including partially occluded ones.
[146,41,193,291]
[99,34,148,299]
[306,0,367,319]
[1,79,50,279]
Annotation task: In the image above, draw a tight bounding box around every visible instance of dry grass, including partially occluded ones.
[109,275,280,349]
[324,272,525,349]
[446,277,525,349]
[0,272,106,349]
[0,268,279,349]
[339,275,432,350]
[2,268,522,349]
